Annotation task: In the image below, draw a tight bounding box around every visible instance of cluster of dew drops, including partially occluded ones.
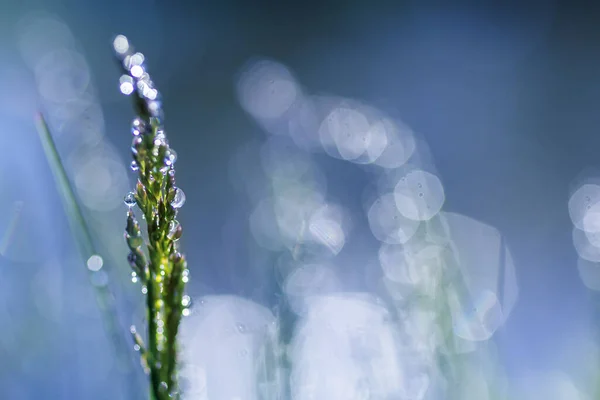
[113,34,191,318]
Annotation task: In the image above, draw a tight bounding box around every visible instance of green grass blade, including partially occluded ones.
[35,112,143,399]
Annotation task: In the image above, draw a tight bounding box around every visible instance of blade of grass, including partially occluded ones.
[35,112,143,399]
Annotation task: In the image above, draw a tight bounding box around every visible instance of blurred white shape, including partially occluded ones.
[373,118,416,169]
[113,35,130,55]
[316,100,391,165]
[451,288,504,343]
[289,293,429,400]
[249,197,284,251]
[577,257,600,291]
[237,59,299,120]
[568,183,600,231]
[86,254,103,271]
[367,193,420,244]
[17,12,75,69]
[572,227,600,262]
[581,200,600,248]
[119,75,135,95]
[72,146,130,212]
[283,263,340,315]
[179,364,208,399]
[274,186,325,250]
[440,212,518,341]
[351,117,390,165]
[307,204,347,256]
[179,295,278,400]
[582,201,600,233]
[378,241,442,293]
[318,104,372,161]
[34,48,90,103]
[400,307,443,361]
[394,169,445,221]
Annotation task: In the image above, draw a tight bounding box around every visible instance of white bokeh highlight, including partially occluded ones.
[441,212,519,341]
[368,193,420,244]
[237,59,300,120]
[179,296,281,400]
[394,169,445,221]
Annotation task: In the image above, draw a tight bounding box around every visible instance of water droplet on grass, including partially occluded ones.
[165,149,177,165]
[171,188,186,208]
[124,192,136,207]
[167,220,182,240]
[86,254,103,271]
[119,75,134,95]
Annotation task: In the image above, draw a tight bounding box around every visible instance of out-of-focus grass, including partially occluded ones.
[35,113,141,399]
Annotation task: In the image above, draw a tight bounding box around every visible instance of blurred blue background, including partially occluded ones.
[2,0,600,398]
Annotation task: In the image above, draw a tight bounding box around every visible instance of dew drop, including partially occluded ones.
[130,160,139,172]
[130,325,137,334]
[155,129,166,141]
[131,118,147,136]
[167,220,182,241]
[181,295,191,307]
[164,149,177,166]
[182,308,190,317]
[141,286,148,295]
[131,271,138,283]
[131,136,143,155]
[133,344,141,352]
[127,52,145,69]
[124,192,137,208]
[131,65,144,78]
[119,75,134,95]
[86,254,104,271]
[159,382,168,392]
[113,35,130,56]
[181,269,190,284]
[154,136,166,148]
[148,100,162,117]
[171,188,186,209]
